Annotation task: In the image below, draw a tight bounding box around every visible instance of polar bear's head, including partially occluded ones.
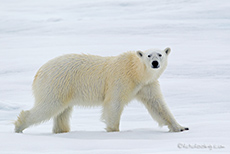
[136,47,171,72]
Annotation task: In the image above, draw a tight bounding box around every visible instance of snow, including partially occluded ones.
[0,0,230,153]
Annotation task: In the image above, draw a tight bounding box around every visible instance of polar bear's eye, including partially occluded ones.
[158,54,162,57]
[148,55,151,58]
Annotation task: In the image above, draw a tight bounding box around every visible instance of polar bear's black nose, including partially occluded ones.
[152,61,159,69]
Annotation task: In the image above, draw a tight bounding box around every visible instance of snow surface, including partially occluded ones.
[0,0,230,153]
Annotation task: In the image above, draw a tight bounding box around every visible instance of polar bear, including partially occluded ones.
[15,47,189,133]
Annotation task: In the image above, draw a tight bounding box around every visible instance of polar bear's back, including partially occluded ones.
[32,54,112,106]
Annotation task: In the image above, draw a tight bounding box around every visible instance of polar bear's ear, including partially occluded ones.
[164,47,171,55]
[137,51,144,57]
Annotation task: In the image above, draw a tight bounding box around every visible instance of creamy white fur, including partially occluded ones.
[15,48,188,133]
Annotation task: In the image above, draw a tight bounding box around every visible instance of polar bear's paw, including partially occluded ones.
[168,124,189,132]
[105,126,120,132]
[14,110,29,133]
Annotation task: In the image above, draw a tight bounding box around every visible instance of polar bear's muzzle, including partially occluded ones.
[152,61,160,69]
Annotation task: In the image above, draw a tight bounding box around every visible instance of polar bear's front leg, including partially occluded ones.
[136,82,189,132]
[101,100,125,132]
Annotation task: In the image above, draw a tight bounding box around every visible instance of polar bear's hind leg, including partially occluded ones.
[53,107,73,134]
[14,102,67,133]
